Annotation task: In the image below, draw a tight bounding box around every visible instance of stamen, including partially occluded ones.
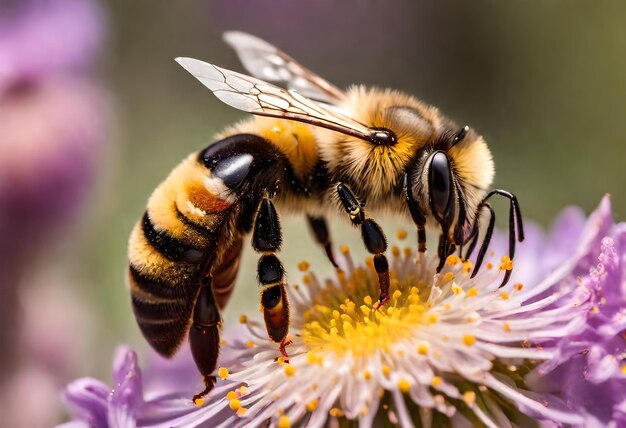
[218,367,229,380]
[239,314,247,324]
[500,256,513,271]
[277,415,291,428]
[298,261,310,272]
[306,399,319,412]
[397,379,411,393]
[396,229,408,240]
[463,335,477,346]
[229,399,241,411]
[284,364,296,377]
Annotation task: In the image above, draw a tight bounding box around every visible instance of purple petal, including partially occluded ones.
[108,347,143,427]
[63,377,110,428]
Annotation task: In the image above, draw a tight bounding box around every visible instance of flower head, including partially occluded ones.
[64,197,626,427]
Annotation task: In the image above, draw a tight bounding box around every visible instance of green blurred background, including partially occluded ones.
[64,0,625,380]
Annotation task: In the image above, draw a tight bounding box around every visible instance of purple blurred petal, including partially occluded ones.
[108,347,143,427]
[63,377,109,428]
[0,0,105,93]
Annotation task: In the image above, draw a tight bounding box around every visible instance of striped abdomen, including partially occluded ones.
[127,152,242,357]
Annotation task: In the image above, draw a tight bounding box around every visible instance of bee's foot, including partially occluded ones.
[279,338,293,363]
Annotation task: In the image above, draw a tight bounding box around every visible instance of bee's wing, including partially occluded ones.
[223,31,345,104]
[176,57,375,142]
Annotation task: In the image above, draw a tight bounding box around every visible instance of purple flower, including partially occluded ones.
[63,197,625,427]
[528,195,626,426]
[0,1,109,426]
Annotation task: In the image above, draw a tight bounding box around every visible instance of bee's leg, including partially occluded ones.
[307,215,338,268]
[469,203,496,277]
[403,173,428,259]
[252,198,291,360]
[189,276,221,403]
[336,183,390,308]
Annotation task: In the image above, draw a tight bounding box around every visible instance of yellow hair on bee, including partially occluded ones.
[315,86,441,201]
[220,116,319,179]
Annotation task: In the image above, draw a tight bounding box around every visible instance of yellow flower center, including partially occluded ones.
[301,263,434,358]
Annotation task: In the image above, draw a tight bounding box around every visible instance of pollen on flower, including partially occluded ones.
[229,399,241,411]
[306,399,319,412]
[451,284,463,295]
[398,379,411,393]
[463,260,473,273]
[463,335,477,346]
[503,322,511,332]
[329,408,344,417]
[501,291,510,301]
[363,370,372,380]
[463,391,476,406]
[193,397,205,407]
[246,340,255,348]
[427,313,438,324]
[396,229,408,240]
[298,261,310,272]
[500,256,513,271]
[391,246,401,257]
[239,314,247,324]
[226,391,238,401]
[486,262,493,270]
[382,365,391,377]
[431,376,442,386]
[236,407,248,416]
[340,245,350,254]
[446,254,462,266]
[277,415,291,428]
[621,364,626,375]
[443,272,455,282]
[514,283,524,292]
[363,295,373,306]
[417,344,429,355]
[277,356,286,364]
[466,287,478,297]
[284,364,296,377]
[218,367,229,380]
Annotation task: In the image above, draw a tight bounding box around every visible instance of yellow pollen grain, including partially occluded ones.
[277,415,291,428]
[306,399,319,412]
[229,399,241,411]
[382,365,391,377]
[246,340,255,348]
[236,407,248,416]
[193,397,205,407]
[396,229,408,240]
[302,274,311,285]
[463,335,477,346]
[591,306,600,314]
[284,364,296,377]
[452,284,463,295]
[329,408,344,417]
[298,261,310,272]
[417,344,429,355]
[463,391,476,406]
[500,256,513,271]
[443,272,455,282]
[486,262,493,270]
[360,305,371,317]
[501,291,510,301]
[514,283,524,292]
[391,246,401,257]
[277,356,285,364]
[466,288,477,297]
[503,322,511,332]
[403,247,413,257]
[444,303,451,310]
[463,260,473,273]
[239,386,248,395]
[238,314,247,324]
[363,370,372,380]
[340,245,350,254]
[398,379,411,393]
[220,339,228,345]
[432,376,442,386]
[621,364,626,375]
[363,295,373,306]
[218,367,229,380]
[393,289,402,301]
[446,254,461,266]
[427,313,438,324]
[226,391,238,401]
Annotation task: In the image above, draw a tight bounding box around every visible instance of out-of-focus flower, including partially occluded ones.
[529,196,626,426]
[64,197,622,427]
[0,0,109,426]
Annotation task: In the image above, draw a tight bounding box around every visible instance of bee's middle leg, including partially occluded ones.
[307,215,338,268]
[336,183,390,308]
[252,198,291,360]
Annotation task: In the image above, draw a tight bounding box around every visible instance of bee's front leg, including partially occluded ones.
[336,183,390,308]
[252,198,291,360]
[307,215,338,268]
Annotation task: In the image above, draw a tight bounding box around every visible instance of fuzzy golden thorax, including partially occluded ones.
[315,86,443,202]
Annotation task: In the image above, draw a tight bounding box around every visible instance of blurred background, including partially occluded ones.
[1,0,624,426]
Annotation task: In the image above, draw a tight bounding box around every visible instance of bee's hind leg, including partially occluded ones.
[252,198,292,361]
[307,215,338,268]
[336,183,390,308]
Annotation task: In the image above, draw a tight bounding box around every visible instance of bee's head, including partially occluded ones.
[409,125,494,244]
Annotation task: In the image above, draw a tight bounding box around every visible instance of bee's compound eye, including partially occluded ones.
[211,153,254,189]
[429,151,451,216]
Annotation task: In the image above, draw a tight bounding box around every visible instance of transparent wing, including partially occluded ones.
[176,57,376,142]
[223,31,345,103]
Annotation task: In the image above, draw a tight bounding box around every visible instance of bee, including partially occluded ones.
[127,31,524,402]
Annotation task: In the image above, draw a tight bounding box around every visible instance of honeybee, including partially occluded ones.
[127,32,524,402]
